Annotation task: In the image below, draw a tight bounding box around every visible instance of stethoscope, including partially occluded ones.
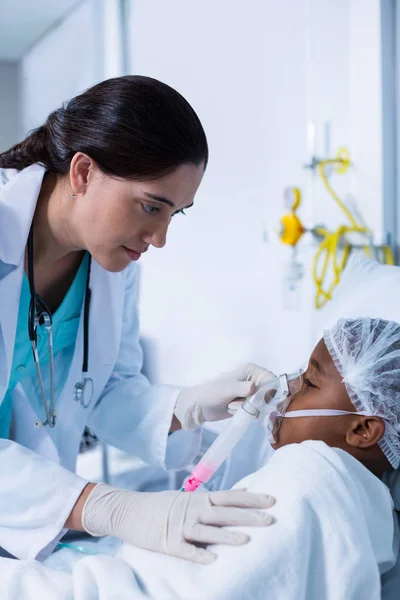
[27,226,94,428]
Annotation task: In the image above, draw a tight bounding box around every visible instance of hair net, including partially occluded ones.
[323,317,400,469]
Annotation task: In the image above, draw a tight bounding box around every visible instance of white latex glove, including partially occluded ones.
[174,363,275,429]
[82,483,275,565]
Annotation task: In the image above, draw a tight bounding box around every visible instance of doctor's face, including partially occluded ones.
[70,156,205,272]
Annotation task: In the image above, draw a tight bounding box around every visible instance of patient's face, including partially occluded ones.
[271,339,355,450]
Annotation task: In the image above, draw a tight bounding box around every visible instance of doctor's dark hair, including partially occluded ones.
[0,75,208,179]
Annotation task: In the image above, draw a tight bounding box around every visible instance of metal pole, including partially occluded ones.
[381,0,399,262]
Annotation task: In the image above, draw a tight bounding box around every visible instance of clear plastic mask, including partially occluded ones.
[244,371,304,440]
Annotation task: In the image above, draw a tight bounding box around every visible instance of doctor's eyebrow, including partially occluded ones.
[143,192,175,207]
[143,192,194,211]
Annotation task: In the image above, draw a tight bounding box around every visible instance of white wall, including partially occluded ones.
[305,0,383,234]
[349,0,384,231]
[0,61,20,152]
[128,0,385,385]
[20,0,99,135]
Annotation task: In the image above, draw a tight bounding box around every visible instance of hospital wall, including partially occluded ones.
[18,0,385,385]
[20,0,99,134]
[127,0,385,383]
[305,0,384,341]
[0,61,20,152]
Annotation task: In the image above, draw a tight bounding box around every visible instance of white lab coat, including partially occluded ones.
[0,164,201,561]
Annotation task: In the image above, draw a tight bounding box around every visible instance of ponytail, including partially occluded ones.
[0,126,48,170]
[0,109,70,173]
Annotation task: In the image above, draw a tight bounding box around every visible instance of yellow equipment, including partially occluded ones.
[278,148,395,309]
[279,187,305,246]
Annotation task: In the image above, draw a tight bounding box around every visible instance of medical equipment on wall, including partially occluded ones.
[182,370,303,492]
[28,226,94,428]
[277,188,305,309]
[277,148,395,309]
[279,187,305,246]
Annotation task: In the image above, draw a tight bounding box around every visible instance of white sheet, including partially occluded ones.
[0,441,397,599]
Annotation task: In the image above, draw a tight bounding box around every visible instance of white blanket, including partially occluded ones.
[117,441,398,600]
[0,441,398,600]
[0,552,148,600]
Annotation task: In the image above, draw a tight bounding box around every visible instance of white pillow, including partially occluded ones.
[316,253,400,336]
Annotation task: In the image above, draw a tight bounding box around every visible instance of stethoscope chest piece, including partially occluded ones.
[74,377,94,409]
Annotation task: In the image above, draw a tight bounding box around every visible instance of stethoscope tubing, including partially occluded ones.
[27,226,92,427]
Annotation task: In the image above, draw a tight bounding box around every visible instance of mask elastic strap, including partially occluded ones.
[283,409,398,436]
[283,409,360,418]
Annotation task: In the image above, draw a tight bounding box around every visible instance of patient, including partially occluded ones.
[270,316,400,478]
[116,317,400,600]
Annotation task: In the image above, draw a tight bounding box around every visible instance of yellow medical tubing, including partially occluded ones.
[384,246,395,265]
[312,150,394,309]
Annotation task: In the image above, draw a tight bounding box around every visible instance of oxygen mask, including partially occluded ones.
[242,370,303,443]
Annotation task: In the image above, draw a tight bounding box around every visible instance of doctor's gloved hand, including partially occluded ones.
[82,483,275,564]
[174,363,275,429]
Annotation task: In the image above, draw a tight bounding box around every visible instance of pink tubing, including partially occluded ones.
[183,462,216,492]
[183,475,203,492]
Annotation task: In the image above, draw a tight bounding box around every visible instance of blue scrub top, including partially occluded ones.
[0,254,89,438]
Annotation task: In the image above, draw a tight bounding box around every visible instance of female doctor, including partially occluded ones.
[0,75,275,566]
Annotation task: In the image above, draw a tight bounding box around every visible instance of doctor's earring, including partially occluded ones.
[72,193,77,199]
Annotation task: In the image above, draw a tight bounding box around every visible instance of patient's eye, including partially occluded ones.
[303,376,318,389]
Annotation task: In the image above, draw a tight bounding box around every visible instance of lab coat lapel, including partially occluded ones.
[0,265,24,397]
[0,164,45,266]
[0,165,46,401]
